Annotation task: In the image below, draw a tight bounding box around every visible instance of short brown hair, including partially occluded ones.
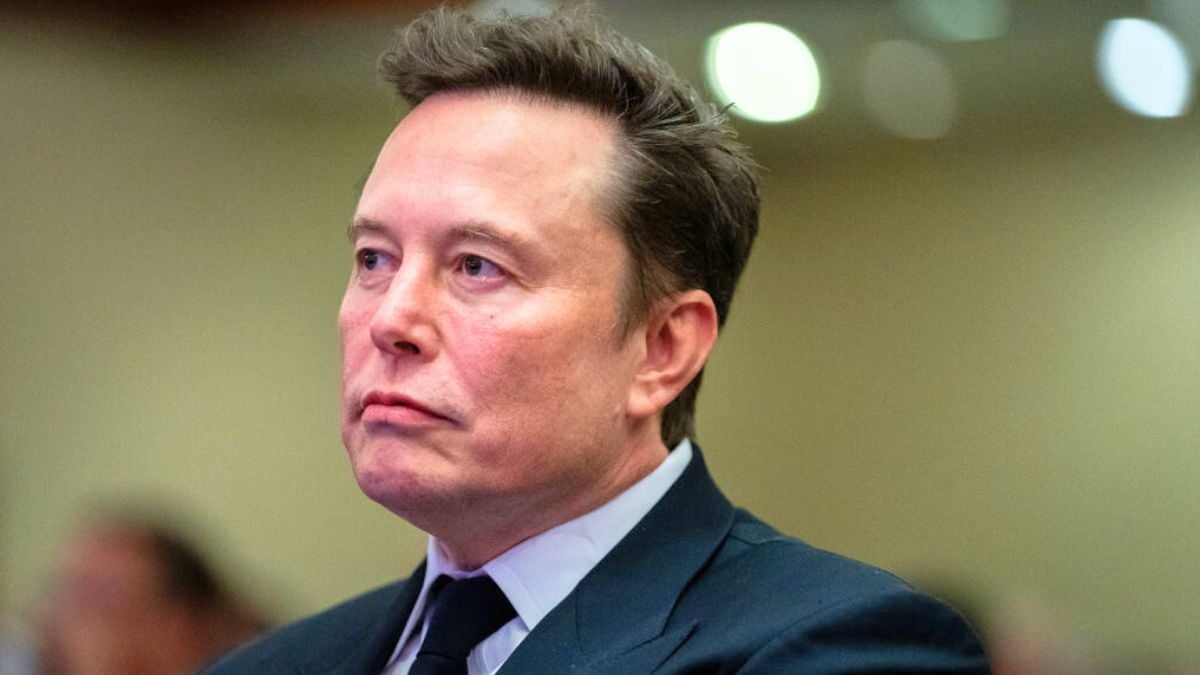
[379,6,759,448]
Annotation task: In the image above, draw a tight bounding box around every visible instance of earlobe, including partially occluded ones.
[627,290,718,419]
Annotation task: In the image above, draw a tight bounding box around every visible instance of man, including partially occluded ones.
[208,6,989,674]
[38,515,267,675]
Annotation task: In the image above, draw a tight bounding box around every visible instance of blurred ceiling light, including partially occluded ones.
[705,22,821,123]
[862,40,957,140]
[899,0,1010,42]
[470,0,556,18]
[1097,18,1193,118]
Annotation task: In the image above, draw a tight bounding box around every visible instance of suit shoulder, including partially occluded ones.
[709,510,968,624]
[719,508,914,599]
[201,579,408,674]
[673,510,988,672]
[737,584,991,674]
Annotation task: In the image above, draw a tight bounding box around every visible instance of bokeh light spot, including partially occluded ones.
[705,22,821,123]
[899,0,1011,42]
[862,40,958,140]
[1097,18,1193,118]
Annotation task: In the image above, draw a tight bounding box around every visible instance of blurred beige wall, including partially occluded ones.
[2,11,1197,664]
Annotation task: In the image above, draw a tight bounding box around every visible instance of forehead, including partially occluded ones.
[360,90,621,221]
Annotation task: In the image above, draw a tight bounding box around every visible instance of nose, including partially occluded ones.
[368,261,440,359]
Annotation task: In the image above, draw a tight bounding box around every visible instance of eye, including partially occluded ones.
[357,248,386,271]
[459,254,503,279]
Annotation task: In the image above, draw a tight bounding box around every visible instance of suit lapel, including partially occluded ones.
[315,562,427,675]
[498,447,733,673]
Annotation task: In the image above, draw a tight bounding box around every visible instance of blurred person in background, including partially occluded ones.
[208,5,988,674]
[36,513,267,675]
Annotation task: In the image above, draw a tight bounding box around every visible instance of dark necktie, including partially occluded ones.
[409,575,517,675]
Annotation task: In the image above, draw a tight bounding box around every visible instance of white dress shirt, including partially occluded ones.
[382,439,693,675]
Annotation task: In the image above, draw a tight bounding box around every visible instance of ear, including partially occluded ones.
[627,289,719,420]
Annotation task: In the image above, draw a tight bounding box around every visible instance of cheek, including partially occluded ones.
[455,314,619,417]
[337,292,364,338]
[338,307,372,374]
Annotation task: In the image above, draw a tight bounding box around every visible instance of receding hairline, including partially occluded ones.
[395,86,632,229]
[409,83,622,118]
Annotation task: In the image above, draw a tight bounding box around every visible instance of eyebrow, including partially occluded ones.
[346,216,388,243]
[347,217,534,255]
[447,221,529,250]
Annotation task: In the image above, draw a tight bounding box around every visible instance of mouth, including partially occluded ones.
[358,391,455,426]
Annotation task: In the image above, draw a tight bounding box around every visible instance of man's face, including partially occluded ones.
[339,91,652,538]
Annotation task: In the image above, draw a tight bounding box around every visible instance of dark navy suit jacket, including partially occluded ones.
[205,448,990,673]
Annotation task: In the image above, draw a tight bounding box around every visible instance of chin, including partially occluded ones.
[351,450,438,516]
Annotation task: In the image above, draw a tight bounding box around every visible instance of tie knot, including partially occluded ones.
[414,575,516,671]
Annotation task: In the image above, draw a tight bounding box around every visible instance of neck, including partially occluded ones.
[433,430,670,570]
